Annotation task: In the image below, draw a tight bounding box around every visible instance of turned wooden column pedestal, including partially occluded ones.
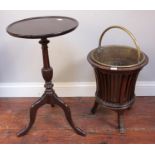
[17,38,85,137]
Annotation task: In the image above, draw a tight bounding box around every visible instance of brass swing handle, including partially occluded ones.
[98,25,141,61]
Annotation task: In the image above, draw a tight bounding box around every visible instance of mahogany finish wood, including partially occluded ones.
[7,16,78,39]
[0,97,155,144]
[88,52,148,133]
[17,38,85,137]
[7,16,85,137]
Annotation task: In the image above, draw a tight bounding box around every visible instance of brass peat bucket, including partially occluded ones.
[87,26,148,133]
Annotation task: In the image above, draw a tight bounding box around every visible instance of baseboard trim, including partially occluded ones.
[0,81,154,97]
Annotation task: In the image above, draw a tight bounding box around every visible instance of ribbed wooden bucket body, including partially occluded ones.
[88,52,148,111]
[94,68,140,110]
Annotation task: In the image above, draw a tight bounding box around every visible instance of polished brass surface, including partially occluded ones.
[99,25,141,61]
[90,45,146,68]
[91,25,143,68]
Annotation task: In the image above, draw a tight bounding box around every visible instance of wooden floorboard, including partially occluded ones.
[0,97,154,144]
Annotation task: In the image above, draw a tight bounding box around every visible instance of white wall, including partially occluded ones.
[0,10,155,96]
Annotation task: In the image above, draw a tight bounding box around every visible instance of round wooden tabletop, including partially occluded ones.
[7,16,78,39]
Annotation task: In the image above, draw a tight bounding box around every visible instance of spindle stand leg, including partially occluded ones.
[51,92,85,135]
[17,38,86,137]
[91,100,99,114]
[117,111,125,133]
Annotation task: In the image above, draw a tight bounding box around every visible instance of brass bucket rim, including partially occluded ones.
[89,45,148,71]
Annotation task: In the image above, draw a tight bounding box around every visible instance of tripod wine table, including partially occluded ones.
[7,16,86,137]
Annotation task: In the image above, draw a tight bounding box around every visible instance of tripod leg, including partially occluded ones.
[17,94,47,137]
[51,93,86,136]
[91,100,99,114]
[48,95,55,107]
[50,103,55,107]
[117,111,125,133]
